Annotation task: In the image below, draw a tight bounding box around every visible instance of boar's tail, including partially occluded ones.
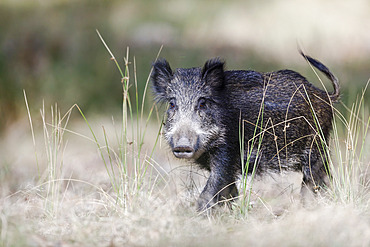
[300,51,340,101]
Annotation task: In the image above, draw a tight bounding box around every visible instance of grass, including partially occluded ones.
[0,40,369,246]
[77,30,166,210]
[329,79,370,207]
[237,84,266,217]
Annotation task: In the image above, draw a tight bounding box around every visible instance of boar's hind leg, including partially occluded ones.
[301,146,330,198]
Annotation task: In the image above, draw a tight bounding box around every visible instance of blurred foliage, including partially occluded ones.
[0,1,120,129]
[0,0,369,131]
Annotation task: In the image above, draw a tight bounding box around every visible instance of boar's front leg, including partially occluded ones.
[196,149,238,212]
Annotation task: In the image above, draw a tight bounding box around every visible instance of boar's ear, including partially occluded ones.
[151,58,173,100]
[201,58,225,88]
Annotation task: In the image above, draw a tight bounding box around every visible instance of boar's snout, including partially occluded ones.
[170,126,199,159]
[173,137,194,158]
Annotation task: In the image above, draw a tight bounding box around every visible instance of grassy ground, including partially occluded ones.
[1,46,369,246]
[0,111,369,247]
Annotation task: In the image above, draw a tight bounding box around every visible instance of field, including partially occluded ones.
[1,44,370,246]
[1,1,370,246]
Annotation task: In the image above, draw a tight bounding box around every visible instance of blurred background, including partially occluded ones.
[1,0,370,131]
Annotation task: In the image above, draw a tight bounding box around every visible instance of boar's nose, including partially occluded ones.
[173,137,194,159]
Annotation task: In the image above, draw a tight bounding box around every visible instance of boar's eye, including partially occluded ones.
[197,98,207,110]
[168,99,176,110]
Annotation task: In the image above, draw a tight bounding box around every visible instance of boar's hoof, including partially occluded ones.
[196,195,215,213]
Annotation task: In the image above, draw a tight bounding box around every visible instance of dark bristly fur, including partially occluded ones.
[151,53,339,212]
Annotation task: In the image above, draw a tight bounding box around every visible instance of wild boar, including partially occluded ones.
[151,52,339,211]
